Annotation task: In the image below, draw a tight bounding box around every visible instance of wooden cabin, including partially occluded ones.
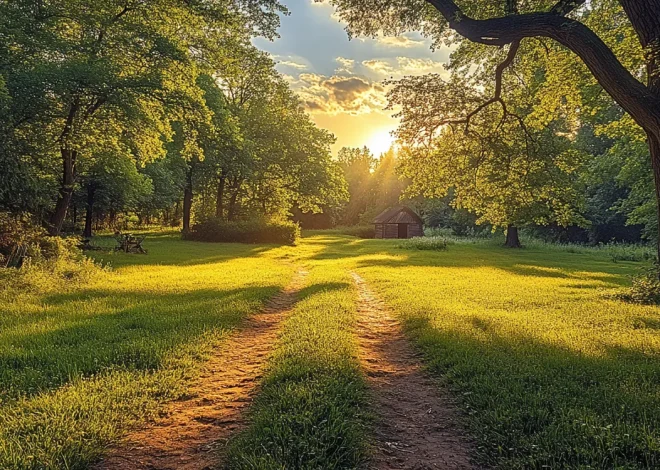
[373,206,424,239]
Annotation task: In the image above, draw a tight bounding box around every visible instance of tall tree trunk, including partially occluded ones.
[49,148,77,235]
[71,203,77,228]
[83,184,95,238]
[505,225,521,248]
[650,134,660,272]
[227,189,239,221]
[215,173,226,219]
[183,184,193,232]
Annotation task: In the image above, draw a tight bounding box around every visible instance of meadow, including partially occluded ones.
[0,234,295,468]
[1,232,659,468]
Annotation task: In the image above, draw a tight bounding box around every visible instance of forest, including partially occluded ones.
[1,0,660,469]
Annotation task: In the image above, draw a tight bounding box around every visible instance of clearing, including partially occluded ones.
[1,233,659,469]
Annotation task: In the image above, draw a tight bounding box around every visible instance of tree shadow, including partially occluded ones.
[89,233,273,268]
[1,278,353,402]
[300,235,637,288]
[0,285,279,401]
[402,314,660,468]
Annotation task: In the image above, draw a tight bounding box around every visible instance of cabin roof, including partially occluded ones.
[373,206,423,224]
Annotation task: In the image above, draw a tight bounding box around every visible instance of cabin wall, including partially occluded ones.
[408,223,423,238]
[383,224,399,238]
[375,223,424,239]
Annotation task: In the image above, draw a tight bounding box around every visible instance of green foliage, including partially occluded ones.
[617,267,660,304]
[184,218,300,245]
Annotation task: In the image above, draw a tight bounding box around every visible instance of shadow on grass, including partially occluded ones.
[0,285,280,401]
[403,314,660,468]
[89,233,274,268]
[301,235,637,288]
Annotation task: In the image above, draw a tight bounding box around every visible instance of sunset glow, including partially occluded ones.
[365,129,396,157]
[253,0,451,155]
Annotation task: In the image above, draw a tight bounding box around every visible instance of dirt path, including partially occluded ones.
[351,272,476,470]
[96,269,308,470]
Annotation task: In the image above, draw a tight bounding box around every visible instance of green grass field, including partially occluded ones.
[1,232,659,468]
[0,234,295,468]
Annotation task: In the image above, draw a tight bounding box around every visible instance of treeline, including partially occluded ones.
[331,132,650,246]
[0,0,346,238]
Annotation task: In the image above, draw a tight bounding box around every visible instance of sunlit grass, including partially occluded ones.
[227,252,368,468]
[0,233,295,469]
[312,235,660,468]
[2,232,659,468]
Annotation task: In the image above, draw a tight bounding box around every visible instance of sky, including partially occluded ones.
[253,0,452,156]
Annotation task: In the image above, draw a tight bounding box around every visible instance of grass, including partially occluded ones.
[2,231,659,469]
[315,235,660,469]
[0,232,295,469]
[227,263,367,469]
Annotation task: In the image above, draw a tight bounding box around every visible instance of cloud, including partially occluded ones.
[362,59,396,76]
[290,73,387,115]
[271,55,309,73]
[279,60,307,70]
[362,57,448,78]
[376,36,426,48]
[335,57,355,74]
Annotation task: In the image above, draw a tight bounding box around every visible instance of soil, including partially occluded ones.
[351,272,477,470]
[95,269,308,470]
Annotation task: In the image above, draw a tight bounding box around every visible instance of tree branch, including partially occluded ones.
[435,41,520,132]
[549,0,586,16]
[424,0,660,135]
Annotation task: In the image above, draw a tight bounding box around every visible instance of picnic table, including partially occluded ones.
[114,233,147,254]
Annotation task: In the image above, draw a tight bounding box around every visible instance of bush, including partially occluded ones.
[398,236,448,251]
[618,267,660,304]
[184,218,300,245]
[0,212,84,266]
[336,225,375,239]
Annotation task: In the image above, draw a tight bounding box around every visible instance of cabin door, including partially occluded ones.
[398,224,408,239]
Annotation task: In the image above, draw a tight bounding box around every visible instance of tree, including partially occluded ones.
[328,0,660,261]
[395,96,586,247]
[0,0,285,235]
[337,147,376,225]
[76,152,152,237]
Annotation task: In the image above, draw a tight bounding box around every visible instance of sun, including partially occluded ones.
[365,129,396,157]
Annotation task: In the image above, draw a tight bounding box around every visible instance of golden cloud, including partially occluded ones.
[362,57,448,78]
[376,36,426,48]
[292,73,387,115]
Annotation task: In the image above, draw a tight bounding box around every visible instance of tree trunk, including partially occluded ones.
[505,225,522,248]
[227,189,239,221]
[215,173,226,219]
[650,134,660,273]
[83,184,95,238]
[183,186,193,232]
[49,148,77,235]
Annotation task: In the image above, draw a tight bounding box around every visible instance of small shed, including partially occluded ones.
[373,206,424,239]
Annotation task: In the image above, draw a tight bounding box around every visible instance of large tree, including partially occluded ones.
[328,0,660,259]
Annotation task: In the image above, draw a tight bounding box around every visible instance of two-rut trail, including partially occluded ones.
[96,269,475,469]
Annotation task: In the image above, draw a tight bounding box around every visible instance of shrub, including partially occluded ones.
[0,212,84,266]
[398,236,448,251]
[618,266,660,304]
[184,218,300,245]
